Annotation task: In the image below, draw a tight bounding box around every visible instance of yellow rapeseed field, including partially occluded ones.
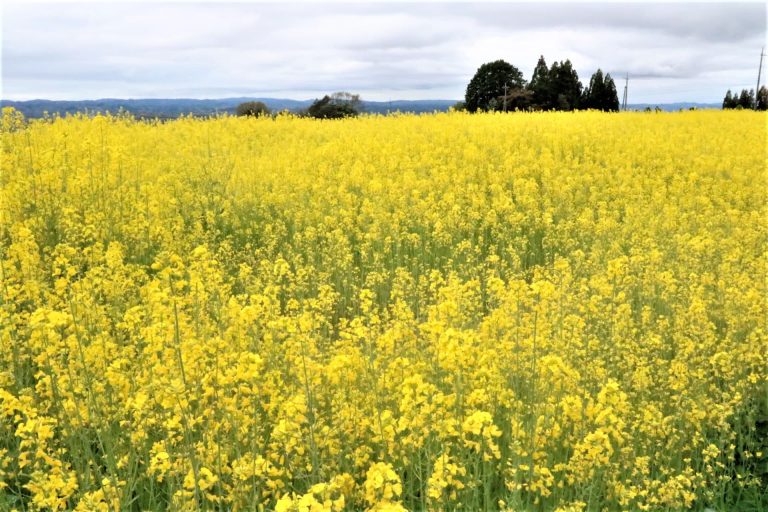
[0,108,766,511]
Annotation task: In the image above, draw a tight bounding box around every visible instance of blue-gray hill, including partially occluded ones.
[0,98,721,119]
[0,98,458,119]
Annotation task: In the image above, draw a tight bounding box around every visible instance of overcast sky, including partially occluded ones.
[2,1,765,103]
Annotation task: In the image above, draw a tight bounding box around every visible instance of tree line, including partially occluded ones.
[722,87,768,110]
[236,92,364,119]
[461,56,620,113]
[229,64,768,120]
[236,57,621,120]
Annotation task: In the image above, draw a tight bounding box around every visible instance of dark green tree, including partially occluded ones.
[603,73,620,112]
[528,55,551,109]
[722,90,735,109]
[549,60,561,103]
[738,89,756,109]
[307,92,361,119]
[582,68,602,109]
[465,60,525,112]
[236,101,270,117]
[583,69,605,110]
[582,69,619,111]
[757,86,768,111]
[548,59,582,111]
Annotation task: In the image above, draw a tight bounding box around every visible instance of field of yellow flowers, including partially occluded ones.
[0,107,766,511]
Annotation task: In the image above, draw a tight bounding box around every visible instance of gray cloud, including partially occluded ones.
[2,2,765,102]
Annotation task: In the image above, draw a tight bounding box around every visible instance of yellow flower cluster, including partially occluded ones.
[364,463,406,511]
[276,474,352,512]
[0,107,766,510]
[427,451,466,505]
[462,411,502,461]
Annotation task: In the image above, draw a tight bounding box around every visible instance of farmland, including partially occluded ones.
[0,109,766,511]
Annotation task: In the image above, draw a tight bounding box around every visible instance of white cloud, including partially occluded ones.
[2,2,765,102]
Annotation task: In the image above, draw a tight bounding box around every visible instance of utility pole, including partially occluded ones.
[622,73,629,111]
[502,82,509,112]
[756,47,766,110]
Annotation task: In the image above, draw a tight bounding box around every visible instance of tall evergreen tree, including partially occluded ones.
[738,89,755,109]
[465,60,525,113]
[583,69,605,110]
[528,55,551,109]
[603,73,620,112]
[723,90,734,109]
[548,61,561,108]
[583,69,620,111]
[548,59,582,110]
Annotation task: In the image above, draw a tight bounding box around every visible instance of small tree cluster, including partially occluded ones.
[464,56,619,113]
[581,69,620,111]
[723,87,767,110]
[546,59,583,111]
[236,101,270,117]
[307,92,362,119]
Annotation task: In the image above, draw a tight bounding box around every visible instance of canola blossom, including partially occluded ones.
[0,108,766,511]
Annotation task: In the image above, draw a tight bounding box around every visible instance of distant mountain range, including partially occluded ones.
[1,97,721,119]
[0,97,458,119]
[626,102,721,111]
